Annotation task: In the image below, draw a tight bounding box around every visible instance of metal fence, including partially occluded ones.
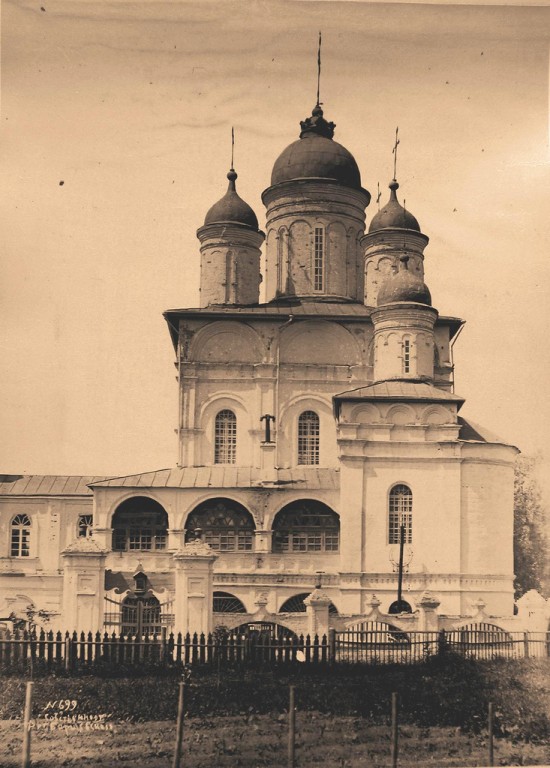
[0,628,548,671]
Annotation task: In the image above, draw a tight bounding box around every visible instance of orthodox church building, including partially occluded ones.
[0,97,522,638]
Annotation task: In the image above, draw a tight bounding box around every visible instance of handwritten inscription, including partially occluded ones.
[28,700,114,732]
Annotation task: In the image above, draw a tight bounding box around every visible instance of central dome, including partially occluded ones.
[270,105,362,191]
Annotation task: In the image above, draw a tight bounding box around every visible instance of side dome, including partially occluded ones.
[369,180,420,233]
[270,105,362,191]
[204,169,259,229]
[377,256,431,306]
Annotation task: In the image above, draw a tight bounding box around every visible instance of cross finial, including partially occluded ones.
[316,31,322,106]
[231,126,235,171]
[392,126,400,181]
[376,181,382,210]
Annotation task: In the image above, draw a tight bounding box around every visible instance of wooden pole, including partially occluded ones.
[172,682,185,768]
[21,681,33,768]
[488,701,494,767]
[391,691,398,768]
[288,685,296,768]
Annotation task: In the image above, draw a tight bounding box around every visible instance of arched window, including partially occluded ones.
[272,500,339,553]
[388,484,413,544]
[313,225,325,291]
[214,409,237,464]
[213,591,247,613]
[112,497,168,552]
[298,411,320,465]
[185,498,254,552]
[402,338,411,374]
[11,514,31,557]
[78,514,93,538]
[279,593,338,615]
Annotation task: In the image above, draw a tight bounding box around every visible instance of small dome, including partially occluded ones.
[369,180,420,233]
[270,105,362,191]
[204,169,258,229]
[377,256,431,306]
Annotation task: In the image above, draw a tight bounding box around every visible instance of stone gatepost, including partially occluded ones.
[61,538,108,632]
[516,590,550,633]
[418,591,441,632]
[304,589,332,638]
[173,540,217,637]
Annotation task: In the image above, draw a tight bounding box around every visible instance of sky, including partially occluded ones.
[1,0,550,486]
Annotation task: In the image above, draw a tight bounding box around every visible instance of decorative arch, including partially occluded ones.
[185,498,255,552]
[279,593,339,615]
[10,514,31,558]
[272,500,340,553]
[189,321,263,363]
[386,404,415,426]
[446,622,514,654]
[198,393,251,466]
[421,405,451,426]
[388,484,413,545]
[279,319,360,365]
[111,497,168,552]
[350,403,381,424]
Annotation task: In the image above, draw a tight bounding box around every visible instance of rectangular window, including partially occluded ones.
[298,412,320,465]
[314,226,324,291]
[389,496,413,544]
[215,410,237,464]
[403,339,411,374]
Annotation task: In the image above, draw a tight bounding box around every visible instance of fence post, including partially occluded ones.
[328,628,336,665]
[391,691,398,768]
[546,631,550,658]
[64,636,72,672]
[288,685,296,768]
[21,680,33,768]
[523,632,529,659]
[172,681,185,768]
[488,702,494,766]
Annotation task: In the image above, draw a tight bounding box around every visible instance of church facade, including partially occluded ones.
[0,99,521,638]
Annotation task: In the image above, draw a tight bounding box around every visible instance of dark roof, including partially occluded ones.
[335,380,465,408]
[0,475,107,497]
[271,135,363,191]
[458,417,511,445]
[202,170,259,230]
[369,181,421,233]
[90,467,339,490]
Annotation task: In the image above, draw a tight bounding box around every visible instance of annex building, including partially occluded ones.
[0,98,528,640]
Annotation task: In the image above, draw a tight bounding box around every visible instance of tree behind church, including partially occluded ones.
[514,455,549,599]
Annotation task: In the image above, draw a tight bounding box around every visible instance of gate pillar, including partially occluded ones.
[61,538,108,632]
[173,540,217,636]
[304,589,331,638]
[418,591,441,632]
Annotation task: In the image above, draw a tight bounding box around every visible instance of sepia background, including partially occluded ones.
[1,0,549,500]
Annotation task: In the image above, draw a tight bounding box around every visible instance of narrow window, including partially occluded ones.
[11,514,31,557]
[389,484,413,544]
[403,339,411,374]
[78,514,93,538]
[214,409,237,464]
[313,226,325,291]
[298,411,320,465]
[277,231,284,292]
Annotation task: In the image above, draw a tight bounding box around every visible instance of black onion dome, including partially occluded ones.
[271,105,362,191]
[204,169,259,229]
[369,180,420,233]
[377,256,431,306]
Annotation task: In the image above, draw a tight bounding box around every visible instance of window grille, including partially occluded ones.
[10,514,31,557]
[78,514,93,538]
[272,500,339,553]
[214,409,237,464]
[213,591,247,613]
[298,411,320,465]
[313,226,325,291]
[403,339,411,374]
[185,499,254,552]
[279,593,339,615]
[388,484,413,544]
